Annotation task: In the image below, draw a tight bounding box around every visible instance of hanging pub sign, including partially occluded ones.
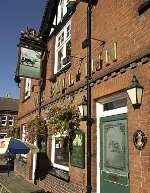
[15,27,45,80]
[70,129,85,168]
[18,47,41,79]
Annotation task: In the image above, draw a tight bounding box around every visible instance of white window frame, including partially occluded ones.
[1,116,7,126]
[21,124,27,158]
[96,92,127,193]
[24,78,31,99]
[57,0,68,24]
[51,133,69,171]
[54,21,71,74]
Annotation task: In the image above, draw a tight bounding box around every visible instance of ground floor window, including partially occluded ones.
[51,134,69,171]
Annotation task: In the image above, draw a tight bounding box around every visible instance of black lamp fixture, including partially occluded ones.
[127,75,144,109]
[78,95,88,119]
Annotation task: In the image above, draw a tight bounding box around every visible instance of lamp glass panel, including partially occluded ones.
[137,87,143,104]
[78,105,84,117]
[127,87,137,105]
[83,104,87,117]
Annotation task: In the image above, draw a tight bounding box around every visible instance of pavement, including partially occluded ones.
[0,159,45,193]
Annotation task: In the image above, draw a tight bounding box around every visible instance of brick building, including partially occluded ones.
[0,97,19,138]
[15,0,150,193]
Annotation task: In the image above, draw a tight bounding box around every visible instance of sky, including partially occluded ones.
[0,0,46,99]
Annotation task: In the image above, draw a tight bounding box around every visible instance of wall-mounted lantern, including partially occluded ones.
[127,75,143,109]
[78,95,87,120]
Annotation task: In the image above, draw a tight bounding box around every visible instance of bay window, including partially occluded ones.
[54,21,71,74]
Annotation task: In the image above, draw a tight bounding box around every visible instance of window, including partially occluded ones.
[103,98,127,111]
[24,78,31,99]
[8,116,14,126]
[1,116,7,126]
[57,0,68,24]
[54,21,71,73]
[51,134,69,171]
[0,133,7,139]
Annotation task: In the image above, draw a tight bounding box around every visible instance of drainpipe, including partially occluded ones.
[86,1,93,193]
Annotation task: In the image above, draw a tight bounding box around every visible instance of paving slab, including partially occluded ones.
[0,174,45,193]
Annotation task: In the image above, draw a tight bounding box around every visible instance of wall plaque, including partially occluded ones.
[70,129,85,168]
[133,130,147,150]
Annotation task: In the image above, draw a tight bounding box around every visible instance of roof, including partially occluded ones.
[0,97,19,112]
[39,0,60,39]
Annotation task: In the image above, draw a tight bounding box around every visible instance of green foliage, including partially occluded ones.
[27,116,47,143]
[47,105,80,152]
[7,126,20,138]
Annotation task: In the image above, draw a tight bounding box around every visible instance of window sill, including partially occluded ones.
[138,0,150,15]
[22,95,30,103]
[48,167,70,182]
[49,62,71,82]
[55,62,71,77]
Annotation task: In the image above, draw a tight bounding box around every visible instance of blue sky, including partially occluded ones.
[0,0,46,99]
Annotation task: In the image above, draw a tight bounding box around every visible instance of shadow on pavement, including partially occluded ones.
[35,152,52,183]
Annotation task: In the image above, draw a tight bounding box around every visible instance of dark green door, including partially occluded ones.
[100,114,130,193]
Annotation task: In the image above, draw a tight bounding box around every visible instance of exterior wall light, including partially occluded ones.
[127,75,143,109]
[78,95,87,119]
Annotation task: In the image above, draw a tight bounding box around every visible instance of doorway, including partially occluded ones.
[96,93,130,193]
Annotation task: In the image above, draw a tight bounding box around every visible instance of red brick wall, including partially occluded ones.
[16,1,150,193]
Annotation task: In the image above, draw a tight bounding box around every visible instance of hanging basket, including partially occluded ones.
[27,116,47,143]
[47,105,80,152]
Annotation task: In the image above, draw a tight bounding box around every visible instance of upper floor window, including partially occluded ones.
[50,0,70,35]
[54,21,71,74]
[1,116,7,126]
[24,78,31,99]
[8,116,14,127]
[57,0,68,23]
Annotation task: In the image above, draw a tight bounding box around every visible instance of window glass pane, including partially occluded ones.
[58,36,61,47]
[67,25,71,37]
[66,39,71,59]
[8,117,13,126]
[55,137,69,166]
[57,48,63,71]
[1,116,7,126]
[61,32,64,44]
[104,98,127,111]
[103,119,128,173]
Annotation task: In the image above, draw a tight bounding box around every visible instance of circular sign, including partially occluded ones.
[133,130,147,150]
